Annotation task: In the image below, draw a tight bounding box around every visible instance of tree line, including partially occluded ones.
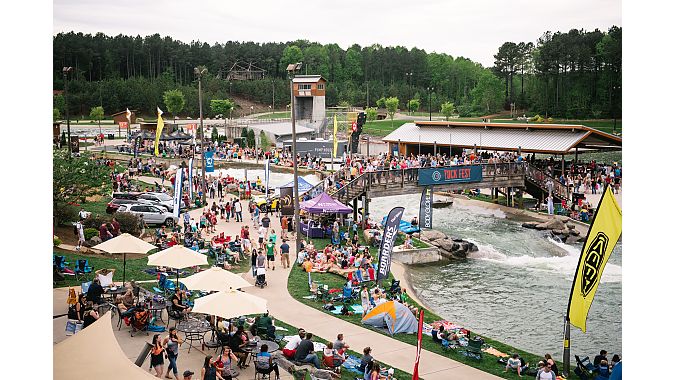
[53,27,621,119]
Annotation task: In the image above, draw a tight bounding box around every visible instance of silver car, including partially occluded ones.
[117,204,178,227]
[138,192,185,212]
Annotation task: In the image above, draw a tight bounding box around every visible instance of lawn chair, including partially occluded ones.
[53,255,69,271]
[388,280,401,296]
[74,259,93,281]
[463,337,484,360]
[574,355,595,379]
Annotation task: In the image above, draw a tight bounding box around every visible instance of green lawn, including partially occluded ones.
[255,111,291,119]
[363,120,411,137]
[287,232,576,379]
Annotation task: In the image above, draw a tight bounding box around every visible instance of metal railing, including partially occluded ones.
[329,163,526,205]
[524,164,569,200]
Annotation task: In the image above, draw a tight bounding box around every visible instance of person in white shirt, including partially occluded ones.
[282,329,306,359]
[76,221,85,250]
[536,362,555,380]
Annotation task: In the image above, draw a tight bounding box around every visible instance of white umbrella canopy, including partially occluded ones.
[92,233,157,254]
[54,312,158,380]
[179,266,252,291]
[147,245,208,269]
[192,289,268,319]
[92,233,157,284]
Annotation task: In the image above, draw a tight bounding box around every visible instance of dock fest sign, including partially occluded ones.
[418,165,483,186]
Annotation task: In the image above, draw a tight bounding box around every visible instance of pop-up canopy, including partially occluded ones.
[279,176,315,193]
[300,192,353,214]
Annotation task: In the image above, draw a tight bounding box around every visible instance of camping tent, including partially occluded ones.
[300,192,352,214]
[362,301,418,335]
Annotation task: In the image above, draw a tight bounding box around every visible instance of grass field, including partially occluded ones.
[255,111,291,119]
[363,120,410,137]
[287,230,575,379]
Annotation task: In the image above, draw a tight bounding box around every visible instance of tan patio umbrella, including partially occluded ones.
[147,245,209,286]
[179,266,253,291]
[92,233,157,284]
[54,312,157,380]
[192,288,268,319]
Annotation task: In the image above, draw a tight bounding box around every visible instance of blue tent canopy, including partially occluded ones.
[279,176,315,193]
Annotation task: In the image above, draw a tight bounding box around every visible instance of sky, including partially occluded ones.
[53,0,621,67]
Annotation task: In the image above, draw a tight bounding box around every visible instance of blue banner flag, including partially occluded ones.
[172,168,183,218]
[188,158,194,200]
[377,207,405,282]
[418,165,482,186]
[205,151,214,173]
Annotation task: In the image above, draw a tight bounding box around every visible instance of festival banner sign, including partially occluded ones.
[567,185,622,332]
[188,158,194,200]
[333,115,338,159]
[377,207,405,282]
[280,187,294,216]
[172,167,183,219]
[204,151,214,173]
[418,165,483,186]
[264,159,271,198]
[154,107,164,156]
[419,186,433,229]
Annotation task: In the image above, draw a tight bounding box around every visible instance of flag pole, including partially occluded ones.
[563,316,571,377]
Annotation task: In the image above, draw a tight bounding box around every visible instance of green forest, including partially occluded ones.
[53,26,621,120]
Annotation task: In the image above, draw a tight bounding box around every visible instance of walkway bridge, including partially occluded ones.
[307,162,567,209]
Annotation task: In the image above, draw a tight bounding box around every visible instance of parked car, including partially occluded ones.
[117,204,178,226]
[112,192,143,200]
[106,198,169,214]
[138,192,186,212]
[252,195,279,213]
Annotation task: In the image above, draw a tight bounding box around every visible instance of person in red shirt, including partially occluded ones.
[111,217,121,237]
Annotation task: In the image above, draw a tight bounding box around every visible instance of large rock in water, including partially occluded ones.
[522,222,539,229]
[421,229,446,241]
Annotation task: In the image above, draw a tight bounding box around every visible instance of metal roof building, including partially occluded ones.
[382,121,622,156]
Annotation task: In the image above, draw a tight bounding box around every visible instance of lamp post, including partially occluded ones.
[287,62,303,254]
[405,72,413,114]
[427,86,434,121]
[195,67,207,206]
[62,67,73,155]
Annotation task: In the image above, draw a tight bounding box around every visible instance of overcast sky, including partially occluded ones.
[53,0,621,68]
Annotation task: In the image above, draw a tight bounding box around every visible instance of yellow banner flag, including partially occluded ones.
[333,115,338,158]
[567,185,622,332]
[154,107,164,156]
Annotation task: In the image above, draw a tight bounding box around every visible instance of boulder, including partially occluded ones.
[534,223,549,230]
[89,236,102,245]
[437,238,456,252]
[544,219,567,231]
[421,230,446,241]
[566,223,577,230]
[569,229,580,236]
[566,235,583,244]
[522,222,539,229]
[551,229,564,235]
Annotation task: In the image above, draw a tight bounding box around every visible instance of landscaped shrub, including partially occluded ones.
[53,235,62,246]
[54,202,78,226]
[114,212,142,236]
[82,214,111,230]
[84,228,99,240]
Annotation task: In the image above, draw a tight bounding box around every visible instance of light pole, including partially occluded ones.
[427,86,434,121]
[62,67,73,155]
[406,72,413,114]
[195,66,207,206]
[287,62,303,254]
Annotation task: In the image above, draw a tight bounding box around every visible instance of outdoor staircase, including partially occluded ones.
[524,164,569,203]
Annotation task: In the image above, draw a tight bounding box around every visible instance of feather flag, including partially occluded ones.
[154,107,164,156]
[333,114,338,159]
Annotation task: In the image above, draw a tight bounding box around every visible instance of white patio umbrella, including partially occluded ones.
[192,289,268,319]
[54,312,157,380]
[179,266,252,291]
[92,233,157,284]
[147,245,209,286]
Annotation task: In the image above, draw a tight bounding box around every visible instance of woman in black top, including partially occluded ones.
[68,293,87,321]
[149,334,165,377]
[201,355,221,380]
[81,303,99,329]
[230,326,249,369]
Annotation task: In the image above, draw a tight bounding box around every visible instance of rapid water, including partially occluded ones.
[369,195,622,363]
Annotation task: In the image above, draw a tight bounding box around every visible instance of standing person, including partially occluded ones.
[217,179,223,198]
[183,212,190,233]
[225,202,231,222]
[266,237,277,270]
[214,346,238,380]
[200,356,219,380]
[261,213,271,236]
[253,205,261,227]
[76,220,85,251]
[546,194,554,215]
[256,250,266,277]
[258,225,266,250]
[99,223,113,242]
[111,217,121,237]
[279,239,290,269]
[139,214,148,239]
[234,200,242,222]
[280,216,288,239]
[360,286,371,316]
[149,334,165,378]
[251,249,259,278]
[163,327,183,380]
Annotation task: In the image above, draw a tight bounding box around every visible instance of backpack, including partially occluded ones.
[132,309,149,330]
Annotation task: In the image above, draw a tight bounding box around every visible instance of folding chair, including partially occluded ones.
[75,259,93,281]
[463,338,484,360]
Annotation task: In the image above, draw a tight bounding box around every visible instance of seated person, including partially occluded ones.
[358,347,373,375]
[432,325,445,343]
[322,342,342,370]
[596,360,610,379]
[170,289,192,316]
[81,302,100,329]
[403,236,414,249]
[302,257,313,273]
[86,278,104,305]
[115,283,136,313]
[255,344,280,379]
[504,353,522,377]
[230,326,250,368]
[282,329,306,359]
[94,268,115,287]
